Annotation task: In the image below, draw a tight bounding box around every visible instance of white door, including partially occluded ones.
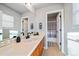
[22,18,28,35]
[24,19,28,33]
[57,12,62,50]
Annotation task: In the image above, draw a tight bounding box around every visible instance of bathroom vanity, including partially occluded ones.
[0,32,45,56]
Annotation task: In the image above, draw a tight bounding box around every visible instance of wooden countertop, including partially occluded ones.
[0,32,45,56]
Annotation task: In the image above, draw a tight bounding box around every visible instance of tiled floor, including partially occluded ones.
[42,43,64,56]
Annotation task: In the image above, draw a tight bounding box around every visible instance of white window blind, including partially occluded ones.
[73,3,79,25]
[2,13,14,27]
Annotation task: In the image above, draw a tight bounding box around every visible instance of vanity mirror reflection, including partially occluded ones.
[39,22,42,30]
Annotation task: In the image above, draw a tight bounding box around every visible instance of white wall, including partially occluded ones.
[22,12,36,32]
[64,3,72,55]
[22,4,64,32]
[0,11,2,29]
[35,4,64,32]
[22,4,64,49]
[64,3,79,55]
[71,4,79,32]
[0,4,21,31]
[0,4,21,39]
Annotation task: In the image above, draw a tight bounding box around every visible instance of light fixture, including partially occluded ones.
[25,3,31,6]
[24,3,34,13]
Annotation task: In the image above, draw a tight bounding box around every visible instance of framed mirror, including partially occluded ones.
[39,22,42,30]
[31,23,33,29]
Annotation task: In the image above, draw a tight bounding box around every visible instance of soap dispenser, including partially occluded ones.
[16,36,21,43]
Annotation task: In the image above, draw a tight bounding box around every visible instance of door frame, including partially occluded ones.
[21,16,29,33]
[46,9,64,53]
[57,12,62,50]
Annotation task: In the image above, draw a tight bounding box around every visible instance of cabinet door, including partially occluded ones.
[32,39,44,56]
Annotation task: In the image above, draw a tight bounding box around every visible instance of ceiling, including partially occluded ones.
[31,3,56,9]
[48,13,58,21]
[48,13,58,18]
[3,3,29,14]
[3,3,62,14]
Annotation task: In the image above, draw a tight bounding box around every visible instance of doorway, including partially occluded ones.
[46,10,64,52]
[47,13,58,47]
[22,18,28,35]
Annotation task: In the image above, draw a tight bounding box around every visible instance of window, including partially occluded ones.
[2,13,14,28]
[9,30,18,38]
[73,3,79,25]
[0,29,3,41]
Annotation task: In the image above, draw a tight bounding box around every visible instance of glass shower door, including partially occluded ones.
[47,21,57,47]
[47,21,57,39]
